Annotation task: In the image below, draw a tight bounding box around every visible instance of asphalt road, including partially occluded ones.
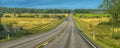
[0,14,99,48]
[42,14,97,48]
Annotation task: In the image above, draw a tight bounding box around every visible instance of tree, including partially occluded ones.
[0,13,3,23]
[99,0,120,38]
[0,13,4,31]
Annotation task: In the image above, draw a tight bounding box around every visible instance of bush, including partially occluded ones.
[42,15,50,18]
[17,16,35,18]
[4,15,11,17]
[56,15,66,19]
[114,32,120,39]
[0,24,4,31]
[0,31,7,39]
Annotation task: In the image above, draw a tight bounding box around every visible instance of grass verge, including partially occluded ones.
[74,17,120,48]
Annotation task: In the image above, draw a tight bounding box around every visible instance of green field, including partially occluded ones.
[74,13,110,18]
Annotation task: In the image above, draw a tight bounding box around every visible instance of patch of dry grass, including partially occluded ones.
[1,18,56,29]
[80,18,109,26]
[3,13,69,17]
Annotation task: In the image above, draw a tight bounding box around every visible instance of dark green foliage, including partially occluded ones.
[0,31,8,39]
[9,30,32,38]
[4,15,11,17]
[0,12,4,31]
[0,24,4,31]
[42,15,50,18]
[0,22,32,39]
[17,16,35,18]
[0,30,32,39]
[19,26,23,30]
[114,32,120,39]
[74,9,104,14]
[106,15,110,17]
[0,13,3,17]
[98,22,112,26]
[54,15,66,19]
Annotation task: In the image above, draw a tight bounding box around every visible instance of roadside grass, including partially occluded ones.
[0,17,65,43]
[74,17,120,48]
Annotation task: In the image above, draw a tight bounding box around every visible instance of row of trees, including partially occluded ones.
[0,7,71,14]
[74,9,104,14]
[0,7,106,14]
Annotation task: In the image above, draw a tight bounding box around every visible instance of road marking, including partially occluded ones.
[35,22,69,48]
[35,32,63,48]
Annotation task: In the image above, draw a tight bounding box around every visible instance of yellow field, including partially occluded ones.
[79,18,109,26]
[2,13,68,30]
[1,18,56,29]
[3,13,69,17]
[79,18,120,32]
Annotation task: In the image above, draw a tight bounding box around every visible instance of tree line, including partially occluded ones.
[0,7,106,14]
[74,9,105,14]
[0,7,71,14]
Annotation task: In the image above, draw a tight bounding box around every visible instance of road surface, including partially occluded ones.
[0,14,99,48]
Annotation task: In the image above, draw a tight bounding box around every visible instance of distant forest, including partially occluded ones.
[0,7,103,14]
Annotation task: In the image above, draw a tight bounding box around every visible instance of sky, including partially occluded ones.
[0,0,103,9]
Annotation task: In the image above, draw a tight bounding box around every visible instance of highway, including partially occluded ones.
[0,14,99,48]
